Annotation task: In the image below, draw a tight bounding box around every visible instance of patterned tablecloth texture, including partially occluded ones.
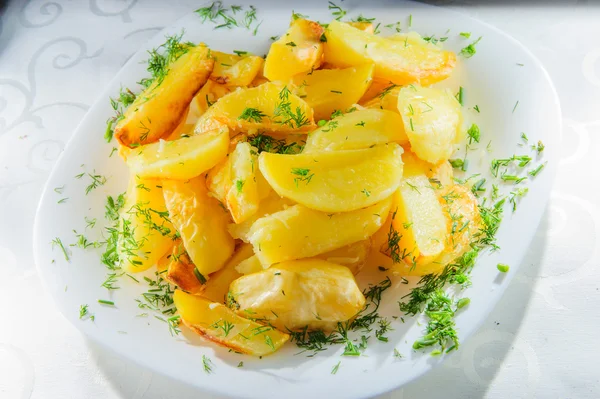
[0,1,598,398]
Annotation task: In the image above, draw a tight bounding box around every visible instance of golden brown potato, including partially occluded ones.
[165,243,205,295]
[264,18,324,81]
[228,259,365,332]
[192,80,231,118]
[174,290,289,356]
[163,177,235,278]
[210,51,264,87]
[347,21,375,34]
[324,20,456,86]
[433,184,482,269]
[115,44,214,147]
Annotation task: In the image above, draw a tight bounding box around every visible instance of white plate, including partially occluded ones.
[33,1,561,398]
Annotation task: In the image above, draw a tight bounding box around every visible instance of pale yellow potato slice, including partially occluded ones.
[228,259,365,331]
[382,174,447,269]
[117,175,174,273]
[240,241,370,275]
[202,243,254,303]
[247,198,392,266]
[174,290,289,356]
[235,255,264,275]
[194,82,315,134]
[127,124,229,180]
[226,142,260,224]
[264,18,324,81]
[397,84,462,164]
[324,20,456,85]
[303,108,408,152]
[227,193,295,242]
[290,64,374,120]
[259,144,403,213]
[361,85,402,113]
[163,177,234,278]
[317,239,371,275]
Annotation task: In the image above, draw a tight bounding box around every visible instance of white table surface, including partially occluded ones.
[1,1,599,398]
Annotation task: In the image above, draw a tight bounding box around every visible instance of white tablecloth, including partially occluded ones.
[1,1,598,398]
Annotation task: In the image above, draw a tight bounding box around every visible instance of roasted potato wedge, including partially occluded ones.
[303,108,408,152]
[317,239,371,275]
[397,84,462,164]
[228,259,366,332]
[264,18,324,81]
[163,177,235,278]
[235,255,264,275]
[127,123,229,180]
[290,64,374,120]
[227,192,295,242]
[381,174,447,269]
[259,144,404,212]
[432,184,482,269]
[174,290,289,356]
[210,51,264,87]
[203,243,254,303]
[192,80,231,119]
[117,175,174,273]
[247,198,392,266]
[165,244,205,295]
[401,150,455,187]
[206,155,232,204]
[195,82,316,134]
[115,44,214,147]
[324,20,455,85]
[362,85,402,113]
[226,142,260,223]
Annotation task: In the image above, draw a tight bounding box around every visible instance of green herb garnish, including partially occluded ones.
[459,36,482,58]
[497,264,509,273]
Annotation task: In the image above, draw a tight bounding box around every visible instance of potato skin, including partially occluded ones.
[165,244,205,295]
[115,45,214,147]
[162,176,235,277]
